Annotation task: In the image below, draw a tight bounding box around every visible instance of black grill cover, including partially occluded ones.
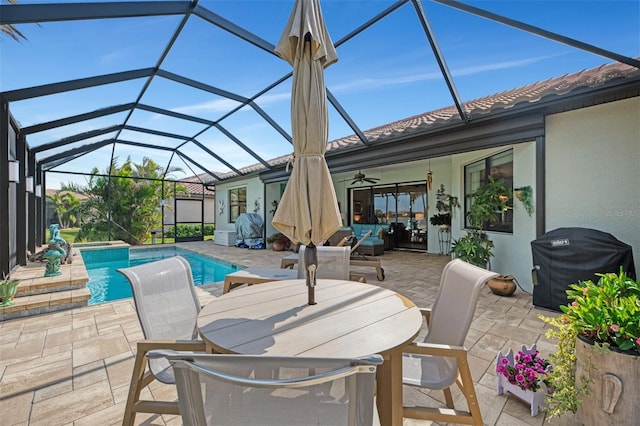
[531,227,636,312]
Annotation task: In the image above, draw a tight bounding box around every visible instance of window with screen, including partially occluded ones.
[464,150,513,233]
[229,187,247,223]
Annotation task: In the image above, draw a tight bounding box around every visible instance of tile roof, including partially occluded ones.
[44,188,88,200]
[210,60,639,183]
[179,178,215,196]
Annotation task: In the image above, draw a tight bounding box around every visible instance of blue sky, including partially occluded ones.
[1,0,638,189]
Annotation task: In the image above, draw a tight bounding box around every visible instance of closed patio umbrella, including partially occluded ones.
[272,0,342,304]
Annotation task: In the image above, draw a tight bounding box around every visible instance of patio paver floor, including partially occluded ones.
[0,242,582,425]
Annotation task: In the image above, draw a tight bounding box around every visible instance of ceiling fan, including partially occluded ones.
[351,170,380,185]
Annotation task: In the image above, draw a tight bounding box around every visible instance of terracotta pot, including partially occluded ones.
[488,275,516,296]
[271,240,287,252]
[576,336,639,426]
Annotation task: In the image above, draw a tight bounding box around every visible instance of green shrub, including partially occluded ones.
[162,224,214,239]
[204,224,215,236]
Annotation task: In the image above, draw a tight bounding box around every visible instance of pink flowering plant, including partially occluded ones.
[539,268,640,417]
[496,345,551,392]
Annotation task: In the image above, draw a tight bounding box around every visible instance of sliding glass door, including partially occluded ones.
[395,183,427,250]
[351,181,427,251]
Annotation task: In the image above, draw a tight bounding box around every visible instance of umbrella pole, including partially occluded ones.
[304,243,318,305]
[304,34,317,307]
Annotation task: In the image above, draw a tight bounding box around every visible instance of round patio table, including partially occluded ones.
[197,278,422,426]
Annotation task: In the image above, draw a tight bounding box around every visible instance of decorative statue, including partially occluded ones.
[43,224,67,277]
[29,223,74,265]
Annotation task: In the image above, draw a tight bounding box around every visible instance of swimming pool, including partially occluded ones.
[81,246,240,305]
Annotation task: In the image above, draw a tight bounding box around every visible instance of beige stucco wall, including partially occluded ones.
[265,181,286,239]
[545,96,640,271]
[214,177,265,232]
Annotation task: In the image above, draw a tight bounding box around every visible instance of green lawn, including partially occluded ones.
[59,228,79,243]
[51,227,213,244]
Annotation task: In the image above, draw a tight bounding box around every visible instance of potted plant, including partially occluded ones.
[514,185,534,216]
[0,273,20,307]
[451,176,508,269]
[539,269,640,424]
[436,184,460,213]
[429,212,451,229]
[496,344,552,416]
[266,232,291,251]
[430,184,458,230]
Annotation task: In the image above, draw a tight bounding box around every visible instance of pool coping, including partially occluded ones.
[1,242,239,322]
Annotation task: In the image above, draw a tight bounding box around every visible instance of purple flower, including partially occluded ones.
[500,348,551,391]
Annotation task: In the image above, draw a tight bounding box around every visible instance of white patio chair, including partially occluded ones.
[167,353,383,425]
[297,245,351,280]
[117,255,208,426]
[402,259,498,426]
[283,236,384,281]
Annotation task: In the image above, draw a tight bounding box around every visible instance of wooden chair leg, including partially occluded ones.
[123,349,149,426]
[456,358,483,426]
[370,259,385,281]
[443,387,455,408]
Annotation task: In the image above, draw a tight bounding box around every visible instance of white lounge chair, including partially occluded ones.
[223,266,298,294]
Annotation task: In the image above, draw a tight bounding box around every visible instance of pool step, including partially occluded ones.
[1,252,90,322]
[0,288,91,321]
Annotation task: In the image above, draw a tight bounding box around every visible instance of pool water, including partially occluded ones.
[81,246,239,305]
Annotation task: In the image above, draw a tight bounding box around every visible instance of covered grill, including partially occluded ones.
[234,213,265,249]
[531,227,636,312]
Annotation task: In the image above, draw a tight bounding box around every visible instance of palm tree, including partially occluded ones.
[46,191,82,228]
[69,157,186,245]
[1,0,28,42]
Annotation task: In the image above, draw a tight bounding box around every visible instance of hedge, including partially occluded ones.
[164,224,215,238]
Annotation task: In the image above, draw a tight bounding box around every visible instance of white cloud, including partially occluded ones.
[451,54,561,77]
[173,98,243,115]
[329,54,561,94]
[99,49,128,67]
[172,90,291,115]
